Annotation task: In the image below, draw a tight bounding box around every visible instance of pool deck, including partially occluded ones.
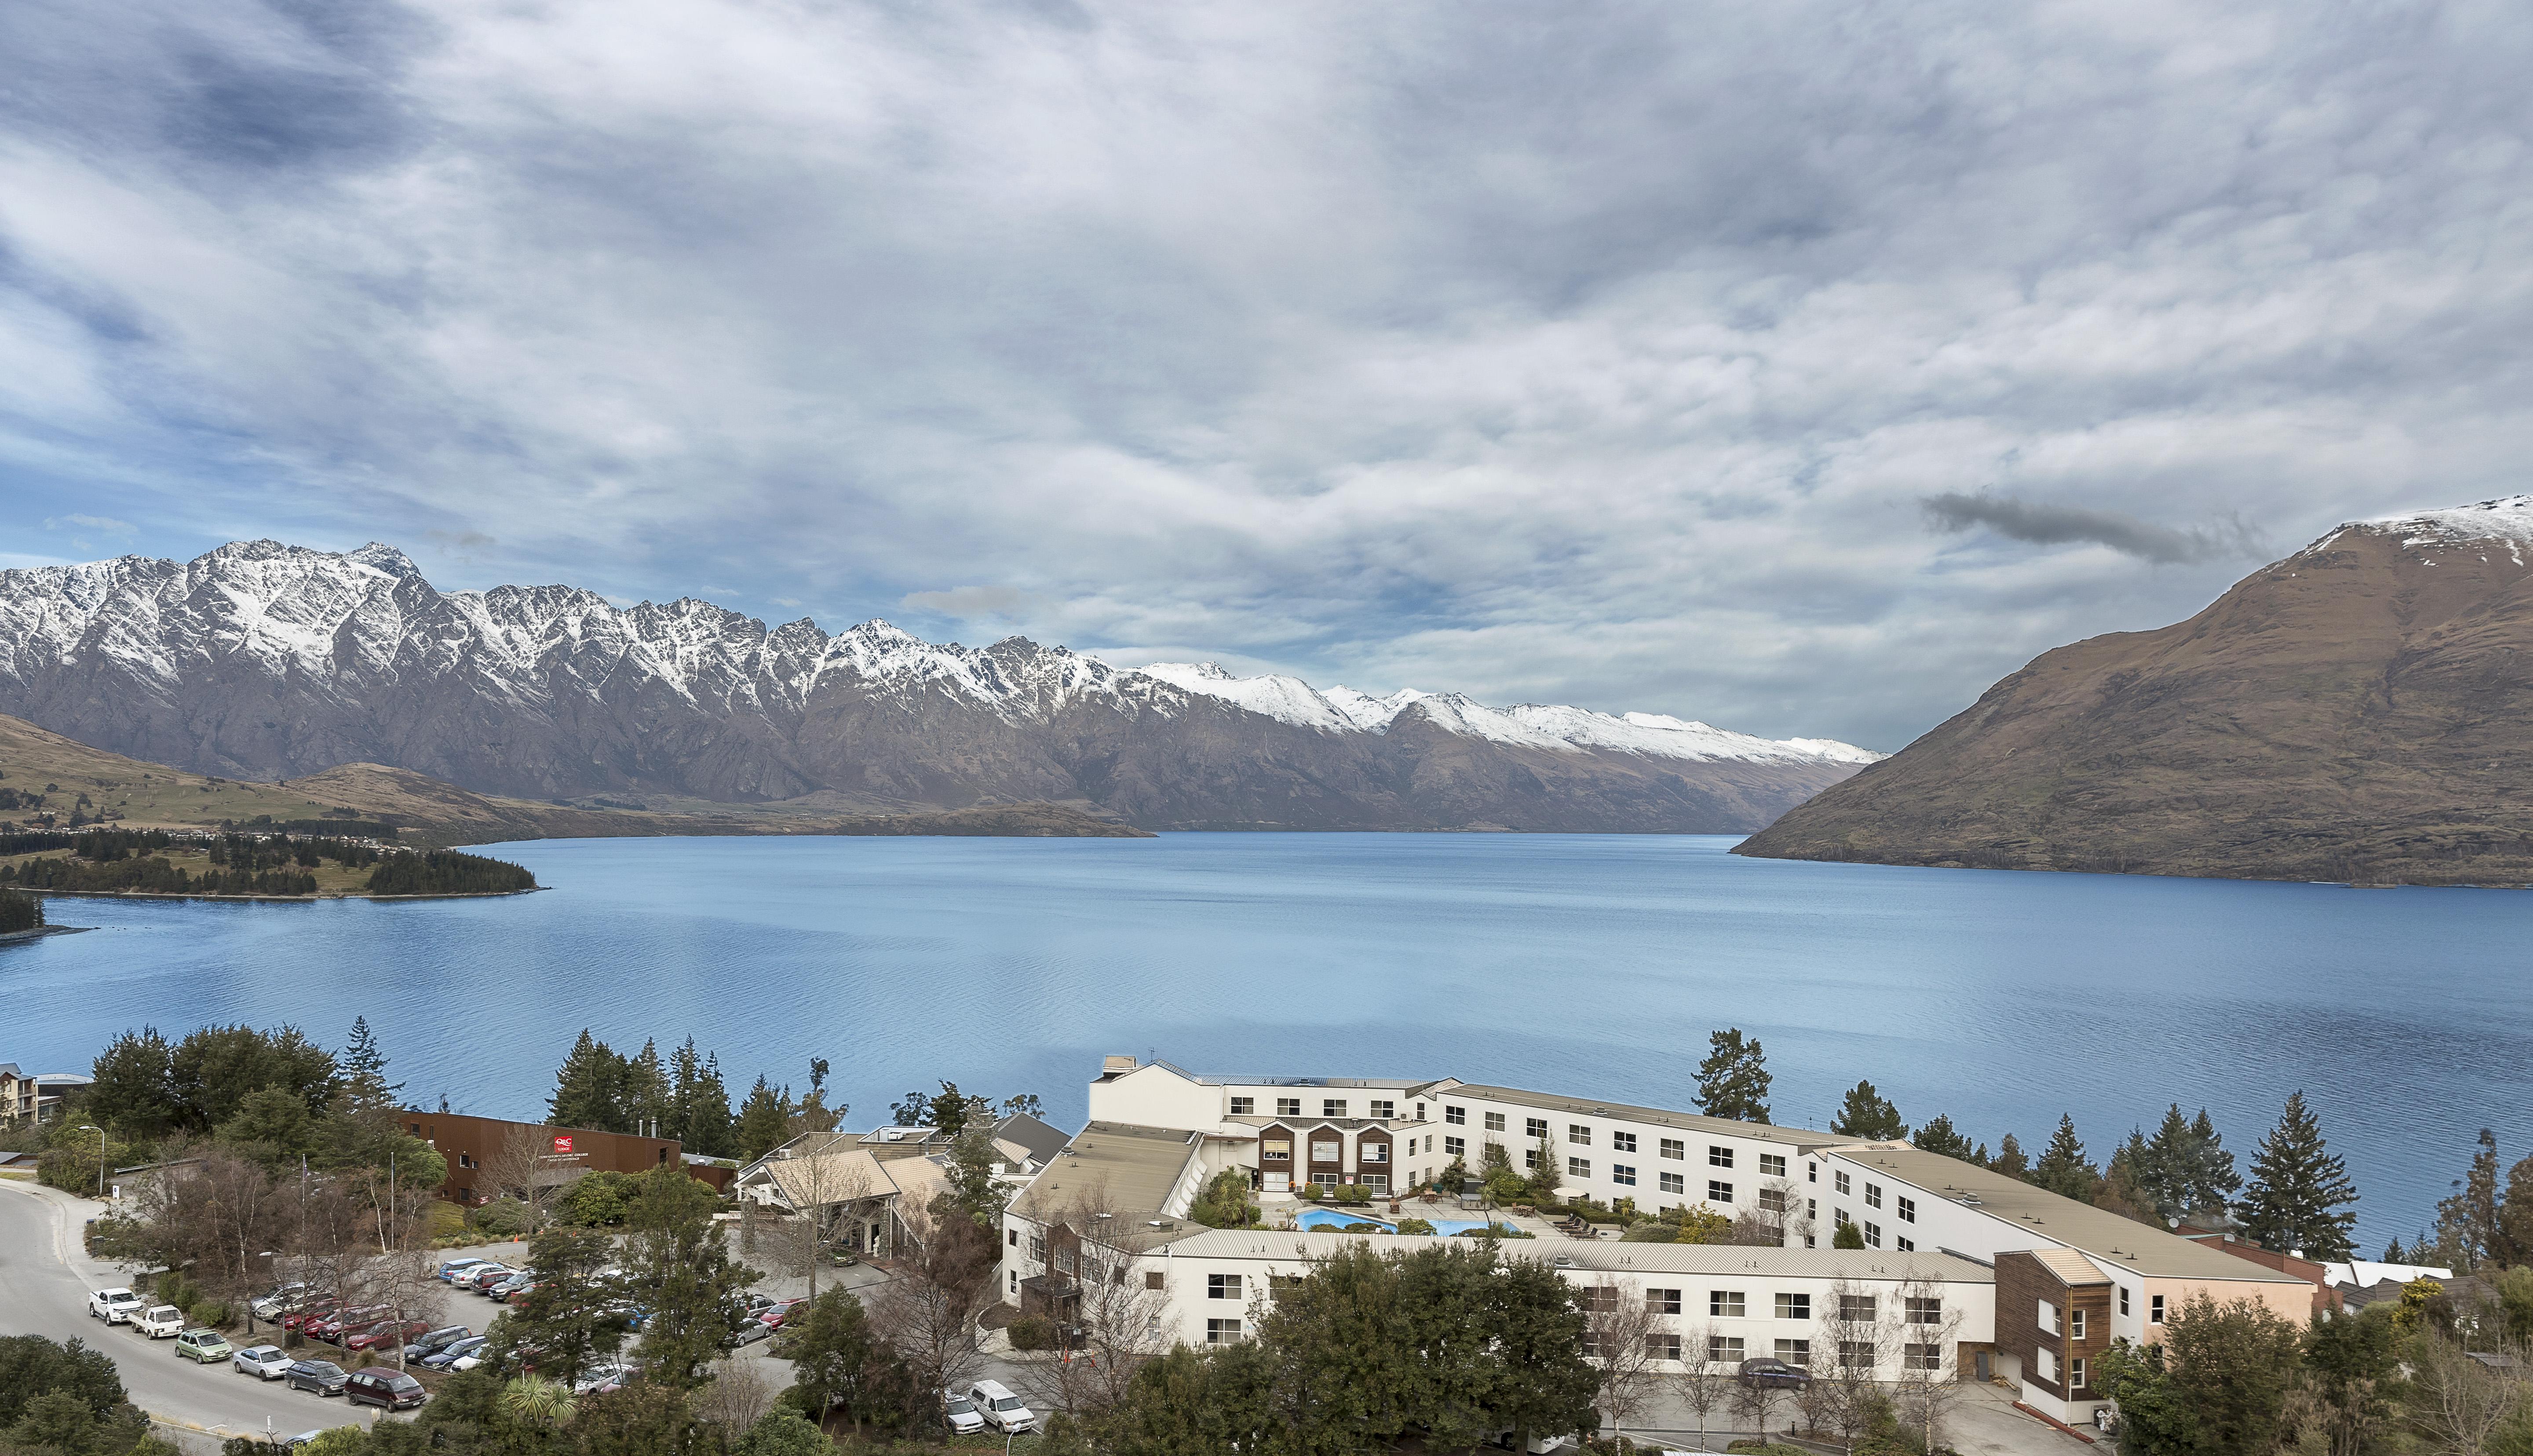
[1264,1193,1585,1241]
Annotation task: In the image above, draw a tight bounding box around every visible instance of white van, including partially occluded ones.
[135,1305,185,1338]
[965,1380,1034,1434]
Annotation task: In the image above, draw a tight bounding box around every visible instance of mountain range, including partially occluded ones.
[1737,497,2533,885]
[0,540,1877,833]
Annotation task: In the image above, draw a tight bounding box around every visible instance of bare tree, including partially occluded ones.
[1670,1320,1730,1451]
[1581,1278,1664,1440]
[766,1137,874,1310]
[2406,1333,2528,1456]
[1018,1181,1175,1419]
[482,1124,568,1238]
[866,1194,998,1405]
[1731,1179,1808,1247]
[1890,1275,1966,1456]
[692,1355,780,1433]
[1821,1278,1893,1454]
[1731,1366,1779,1446]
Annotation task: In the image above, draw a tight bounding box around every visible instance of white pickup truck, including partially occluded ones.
[88,1289,145,1324]
[134,1305,185,1339]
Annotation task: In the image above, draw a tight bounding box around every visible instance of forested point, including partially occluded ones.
[0,829,535,898]
[0,885,44,932]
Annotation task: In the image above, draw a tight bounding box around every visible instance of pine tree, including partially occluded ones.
[1693,1029,1772,1123]
[2237,1091,2358,1260]
[2380,1236,2406,1263]
[624,1039,671,1138]
[2188,1109,2244,1214]
[2436,1129,2504,1270]
[1990,1133,2028,1179]
[928,1081,977,1138]
[1831,1080,1905,1140]
[339,1016,403,1115]
[1910,1114,1978,1162]
[548,1030,629,1132]
[2031,1115,2099,1201]
[689,1052,736,1158]
[735,1075,792,1163]
[2498,1153,2533,1270]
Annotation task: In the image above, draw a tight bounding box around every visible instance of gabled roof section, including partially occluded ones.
[993,1112,1070,1166]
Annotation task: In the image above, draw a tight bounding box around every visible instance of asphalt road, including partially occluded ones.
[0,1179,407,1451]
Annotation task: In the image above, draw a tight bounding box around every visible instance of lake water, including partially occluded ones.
[4,832,2524,1247]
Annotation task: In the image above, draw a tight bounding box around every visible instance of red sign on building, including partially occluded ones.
[552,1135,574,1156]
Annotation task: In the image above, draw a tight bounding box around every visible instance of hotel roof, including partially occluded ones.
[1430,1082,1835,1150]
[1155,1227,1992,1282]
[1012,1121,1203,1223]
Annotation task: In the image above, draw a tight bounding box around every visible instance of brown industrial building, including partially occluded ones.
[402,1111,732,1205]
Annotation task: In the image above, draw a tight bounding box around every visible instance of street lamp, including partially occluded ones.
[77,1125,104,1198]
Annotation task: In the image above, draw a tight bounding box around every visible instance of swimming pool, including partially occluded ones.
[1292,1208,1511,1236]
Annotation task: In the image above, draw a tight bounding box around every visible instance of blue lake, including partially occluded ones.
[4,832,2525,1247]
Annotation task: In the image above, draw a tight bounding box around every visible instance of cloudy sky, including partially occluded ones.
[4,0,2528,749]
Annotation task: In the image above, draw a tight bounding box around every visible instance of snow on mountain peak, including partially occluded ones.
[2320,496,2533,557]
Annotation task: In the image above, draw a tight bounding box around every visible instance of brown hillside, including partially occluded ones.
[1735,500,2533,886]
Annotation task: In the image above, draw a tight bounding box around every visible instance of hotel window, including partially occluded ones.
[1424,1135,1434,1152]
[1526,1117,1549,1139]
[1277,1098,1301,1117]
[1646,1332,1682,1361]
[1311,1171,1338,1187]
[1612,1131,1638,1153]
[1841,1294,1877,1322]
[1775,1293,1810,1321]
[1310,1139,1341,1161]
[2120,1287,2131,1316]
[2039,1300,2060,1334]
[1709,1290,1746,1318]
[1809,1161,1818,1183]
[2071,1357,2089,1390]
[1445,1105,1466,1125]
[1864,1182,1882,1209]
[1230,1096,1254,1114]
[1834,1170,1851,1195]
[1569,1156,1591,1179]
[2071,1309,2087,1340]
[1584,1285,1620,1314]
[1324,1099,1348,1118]
[1863,1221,1881,1248]
[1363,1142,1388,1163]
[1709,1145,1734,1168]
[1661,1138,1686,1161]
[2151,1294,2166,1324]
[1896,1236,1915,1251]
[1708,1335,1745,1365]
[1613,1164,1637,1187]
[1056,1250,1076,1274]
[1370,1099,1395,1119]
[1526,1147,1540,1169]
[1776,1338,1811,1365]
[1660,1171,1686,1194]
[1008,1270,1018,1295]
[1759,1187,1788,1212]
[1415,1102,1425,1121]
[1842,1341,1877,1371]
[1445,1136,1465,1157]
[1569,1124,1592,1146]
[1897,1195,1915,1223]
[1029,1235,1048,1262]
[1759,1153,1787,1177]
[459,1153,475,1169]
[1209,1273,1242,1299]
[1009,1229,1019,1246]
[1263,1139,1290,1162]
[1907,1343,1942,1372]
[2037,1347,2059,1381]
[1485,1111,1507,1131]
[1648,1287,1682,1314]
[1207,1318,1243,1344]
[1907,1296,1942,1324]
[1147,1270,1165,1290]
[1708,1179,1735,1203]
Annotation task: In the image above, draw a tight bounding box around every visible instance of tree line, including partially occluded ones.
[0,834,534,897]
[1691,1028,2363,1260]
[0,885,42,932]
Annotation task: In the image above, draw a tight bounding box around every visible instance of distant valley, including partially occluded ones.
[0,541,1877,834]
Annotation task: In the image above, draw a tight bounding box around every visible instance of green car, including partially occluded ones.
[175,1329,233,1364]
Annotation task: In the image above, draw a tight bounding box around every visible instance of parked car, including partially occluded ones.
[281,1300,339,1334]
[175,1329,234,1364]
[422,1336,488,1370]
[135,1306,185,1339]
[233,1345,294,1380]
[344,1369,428,1411]
[571,1362,631,1396]
[939,1390,985,1436]
[447,1346,492,1373]
[464,1266,515,1293]
[436,1258,492,1283]
[723,1320,771,1349]
[403,1325,472,1362]
[488,1272,540,1303]
[965,1381,1034,1435]
[285,1360,350,1396]
[88,1289,145,1324]
[1737,1357,1810,1389]
[756,1299,807,1331]
[345,1318,432,1353]
[251,1283,310,1320]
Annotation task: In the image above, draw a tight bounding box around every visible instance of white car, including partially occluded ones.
[571,1362,631,1396]
[233,1345,293,1380]
[88,1289,145,1324]
[135,1305,185,1339]
[939,1390,985,1435]
[252,1283,309,1320]
[965,1380,1034,1435]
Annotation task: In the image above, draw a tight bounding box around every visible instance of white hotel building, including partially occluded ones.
[1002,1056,2314,1425]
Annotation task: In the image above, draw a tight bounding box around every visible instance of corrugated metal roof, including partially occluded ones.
[1434,1083,1833,1148]
[1011,1121,1204,1222]
[2031,1248,2110,1285]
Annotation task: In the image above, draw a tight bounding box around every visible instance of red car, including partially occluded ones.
[312,1305,391,1343]
[345,1318,431,1353]
[757,1299,808,1331]
[281,1300,339,1334]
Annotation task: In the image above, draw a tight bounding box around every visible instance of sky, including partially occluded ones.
[3,1,2529,751]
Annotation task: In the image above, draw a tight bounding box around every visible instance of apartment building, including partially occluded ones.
[0,1064,93,1126]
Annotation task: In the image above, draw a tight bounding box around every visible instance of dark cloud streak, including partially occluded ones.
[1922,494,2266,565]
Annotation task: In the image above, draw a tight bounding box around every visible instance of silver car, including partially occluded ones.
[233,1345,294,1380]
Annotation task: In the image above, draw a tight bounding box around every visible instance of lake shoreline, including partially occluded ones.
[26,886,546,905]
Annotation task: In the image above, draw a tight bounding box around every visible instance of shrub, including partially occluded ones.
[1394,1217,1437,1236]
[1007,1316,1051,1352]
[471,1198,528,1238]
[191,1300,233,1329]
[1325,1183,1375,1206]
[1620,1222,1676,1243]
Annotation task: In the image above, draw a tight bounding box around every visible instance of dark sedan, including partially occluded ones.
[403,1325,472,1362]
[285,1360,350,1396]
[1737,1357,1811,1389]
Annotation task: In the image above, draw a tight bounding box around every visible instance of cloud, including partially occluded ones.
[1921,494,2264,564]
[44,513,136,537]
[0,0,2527,747]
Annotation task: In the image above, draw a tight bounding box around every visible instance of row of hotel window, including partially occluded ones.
[1194,1317,1941,1370]
[1201,1275,1940,1329]
[1232,1097,1408,1118]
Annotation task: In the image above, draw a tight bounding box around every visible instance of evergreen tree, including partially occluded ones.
[945,1123,1008,1226]
[338,1016,402,1115]
[2498,1152,2533,1270]
[1692,1029,1772,1123]
[1910,1114,1978,1162]
[690,1051,736,1158]
[497,1226,625,1386]
[2380,1236,2406,1263]
[2435,1128,2503,1270]
[927,1081,982,1138]
[626,1164,758,1389]
[782,1287,908,1431]
[623,1039,671,1138]
[1000,1092,1044,1119]
[547,1030,629,1132]
[889,1090,928,1127]
[1830,1080,1905,1140]
[2031,1114,2099,1201]
[1833,1220,1865,1249]
[85,1027,178,1139]
[735,1075,792,1163]
[2187,1109,2244,1213]
[1989,1132,2029,1180]
[2237,1091,2358,1260]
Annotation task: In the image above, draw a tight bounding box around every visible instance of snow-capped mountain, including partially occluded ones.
[0,540,1877,832]
[1129,661,1879,765]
